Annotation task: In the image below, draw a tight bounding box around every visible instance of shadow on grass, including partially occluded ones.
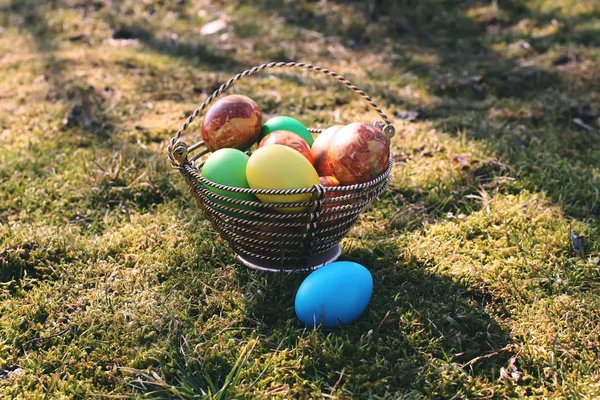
[379,0,599,219]
[5,0,122,143]
[4,0,242,144]
[7,0,598,221]
[3,0,596,395]
[246,248,510,393]
[122,2,596,394]
[129,244,511,397]
[1,0,203,223]
[94,0,244,72]
[244,0,599,220]
[106,21,242,72]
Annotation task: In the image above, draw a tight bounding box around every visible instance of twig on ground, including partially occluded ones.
[460,344,516,368]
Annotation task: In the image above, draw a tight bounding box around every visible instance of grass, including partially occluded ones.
[0,0,599,398]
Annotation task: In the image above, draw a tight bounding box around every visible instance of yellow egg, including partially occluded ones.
[247,144,320,213]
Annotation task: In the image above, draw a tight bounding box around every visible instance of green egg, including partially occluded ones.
[261,116,314,147]
[201,148,257,217]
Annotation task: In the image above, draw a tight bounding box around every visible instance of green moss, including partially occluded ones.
[0,0,599,398]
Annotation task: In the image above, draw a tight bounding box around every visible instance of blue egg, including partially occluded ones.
[294,261,373,329]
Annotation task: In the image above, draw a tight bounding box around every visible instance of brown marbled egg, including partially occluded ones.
[311,125,343,176]
[201,95,262,152]
[326,123,390,185]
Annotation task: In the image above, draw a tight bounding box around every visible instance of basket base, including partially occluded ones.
[236,244,342,273]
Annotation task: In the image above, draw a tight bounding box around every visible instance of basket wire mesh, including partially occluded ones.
[167,62,396,272]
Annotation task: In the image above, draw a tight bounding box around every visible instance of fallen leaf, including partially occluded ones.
[552,51,576,66]
[80,87,93,129]
[465,75,483,84]
[570,228,585,255]
[112,25,148,40]
[469,159,506,181]
[393,151,409,163]
[569,104,597,124]
[200,20,227,35]
[395,110,420,121]
[452,155,472,169]
[572,118,594,132]
[68,34,88,42]
[63,105,82,127]
[107,38,140,47]
[511,136,527,148]
[499,354,522,382]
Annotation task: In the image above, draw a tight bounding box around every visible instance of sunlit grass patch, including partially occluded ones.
[1,0,599,397]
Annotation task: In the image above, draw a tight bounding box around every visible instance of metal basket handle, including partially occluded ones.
[167,61,395,168]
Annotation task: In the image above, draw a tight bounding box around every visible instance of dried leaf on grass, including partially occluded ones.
[452,155,476,169]
[396,110,420,121]
[569,104,598,124]
[570,227,585,255]
[63,87,95,129]
[200,20,228,35]
[499,354,523,382]
[572,118,594,132]
[452,156,509,177]
[552,51,576,66]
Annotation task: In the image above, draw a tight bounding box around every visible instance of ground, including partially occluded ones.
[0,0,599,398]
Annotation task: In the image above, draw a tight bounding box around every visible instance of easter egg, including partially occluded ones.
[326,123,390,185]
[201,95,262,152]
[201,148,257,216]
[320,176,343,206]
[295,261,373,329]
[246,145,320,213]
[261,116,314,147]
[319,175,340,188]
[258,130,313,163]
[312,125,343,176]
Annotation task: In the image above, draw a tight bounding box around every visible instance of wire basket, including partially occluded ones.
[166,62,396,272]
